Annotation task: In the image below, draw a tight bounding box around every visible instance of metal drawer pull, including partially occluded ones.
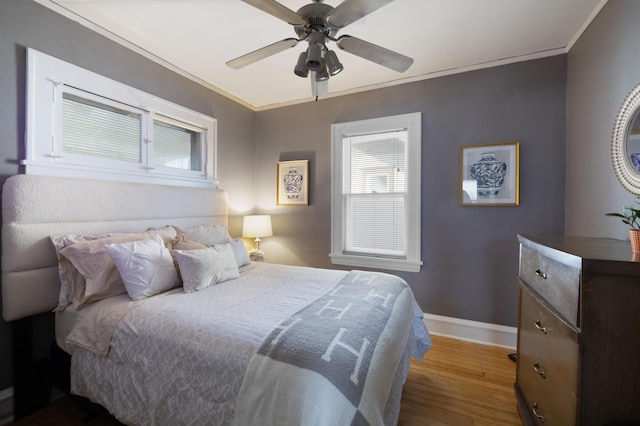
[534,320,548,334]
[531,403,546,423]
[533,362,546,378]
[535,269,547,279]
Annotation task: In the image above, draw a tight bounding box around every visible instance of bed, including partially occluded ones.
[1,174,431,425]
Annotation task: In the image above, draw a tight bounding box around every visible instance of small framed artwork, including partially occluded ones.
[460,142,520,206]
[277,160,309,206]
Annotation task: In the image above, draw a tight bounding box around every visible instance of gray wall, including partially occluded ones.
[566,0,640,239]
[0,0,255,391]
[254,55,567,329]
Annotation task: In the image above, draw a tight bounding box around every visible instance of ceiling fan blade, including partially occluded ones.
[241,0,305,25]
[337,35,413,72]
[327,0,394,28]
[226,38,298,69]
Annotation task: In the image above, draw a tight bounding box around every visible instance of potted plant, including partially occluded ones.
[606,197,640,253]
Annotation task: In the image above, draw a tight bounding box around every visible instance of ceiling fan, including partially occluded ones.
[226,0,413,97]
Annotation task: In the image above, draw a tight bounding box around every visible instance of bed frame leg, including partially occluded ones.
[12,317,52,420]
[49,342,71,394]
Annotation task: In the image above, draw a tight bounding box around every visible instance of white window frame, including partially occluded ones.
[24,48,216,187]
[331,112,422,273]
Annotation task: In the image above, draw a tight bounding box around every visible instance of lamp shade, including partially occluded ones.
[305,43,323,71]
[294,51,309,77]
[242,215,273,238]
[315,62,329,82]
[324,50,343,76]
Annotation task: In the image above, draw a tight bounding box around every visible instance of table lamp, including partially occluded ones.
[242,215,272,261]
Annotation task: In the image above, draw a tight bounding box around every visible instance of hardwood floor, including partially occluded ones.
[10,335,521,425]
[8,396,123,426]
[398,335,521,426]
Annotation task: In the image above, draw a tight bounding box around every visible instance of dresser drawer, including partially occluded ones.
[518,360,577,425]
[518,286,579,425]
[519,245,580,325]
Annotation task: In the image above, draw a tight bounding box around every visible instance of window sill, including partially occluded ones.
[23,162,216,188]
[330,253,422,273]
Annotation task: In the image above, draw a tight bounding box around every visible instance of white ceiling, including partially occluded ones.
[36,0,606,110]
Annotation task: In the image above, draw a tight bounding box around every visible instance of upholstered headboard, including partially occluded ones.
[1,174,228,321]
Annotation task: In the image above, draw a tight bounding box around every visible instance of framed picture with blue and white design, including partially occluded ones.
[277,160,309,206]
[460,142,519,206]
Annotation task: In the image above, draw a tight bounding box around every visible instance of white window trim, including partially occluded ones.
[24,48,217,188]
[330,112,422,273]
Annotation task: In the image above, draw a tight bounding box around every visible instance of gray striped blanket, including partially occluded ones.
[234,270,431,426]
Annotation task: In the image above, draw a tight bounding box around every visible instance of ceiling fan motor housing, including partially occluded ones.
[294,3,339,38]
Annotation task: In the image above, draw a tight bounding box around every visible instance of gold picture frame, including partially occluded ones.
[277,160,309,206]
[460,142,520,206]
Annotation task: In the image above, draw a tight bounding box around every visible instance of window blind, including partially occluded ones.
[343,129,408,258]
[61,93,140,162]
[152,120,201,171]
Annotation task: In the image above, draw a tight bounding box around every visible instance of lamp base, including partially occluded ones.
[249,248,265,262]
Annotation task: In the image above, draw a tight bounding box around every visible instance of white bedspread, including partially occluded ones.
[68,263,430,426]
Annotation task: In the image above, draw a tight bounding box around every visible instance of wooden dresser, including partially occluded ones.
[515,234,640,426]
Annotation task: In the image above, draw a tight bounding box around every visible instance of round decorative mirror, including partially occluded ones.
[612,82,640,194]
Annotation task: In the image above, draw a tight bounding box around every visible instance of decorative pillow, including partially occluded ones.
[145,225,179,243]
[105,234,178,301]
[58,227,177,309]
[167,234,209,251]
[229,238,251,267]
[173,244,239,293]
[51,233,113,311]
[174,225,231,246]
[165,235,208,284]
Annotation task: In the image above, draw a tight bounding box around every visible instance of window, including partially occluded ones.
[331,113,422,272]
[25,48,216,187]
[152,119,202,171]
[60,91,143,168]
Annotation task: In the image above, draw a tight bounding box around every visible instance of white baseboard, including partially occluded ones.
[0,387,13,426]
[423,313,517,350]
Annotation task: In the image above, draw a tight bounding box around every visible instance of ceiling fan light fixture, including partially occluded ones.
[305,43,323,71]
[227,0,415,98]
[315,61,329,82]
[294,51,309,77]
[324,50,343,76]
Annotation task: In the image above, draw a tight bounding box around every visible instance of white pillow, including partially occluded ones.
[53,226,178,310]
[229,238,251,267]
[174,225,231,246]
[173,244,239,293]
[105,234,178,301]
